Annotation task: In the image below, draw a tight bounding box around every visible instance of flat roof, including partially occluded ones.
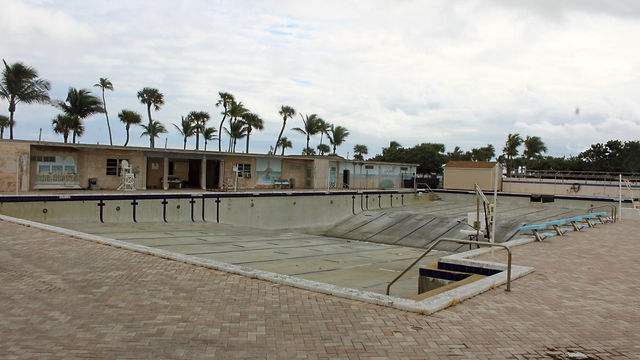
[3,139,417,167]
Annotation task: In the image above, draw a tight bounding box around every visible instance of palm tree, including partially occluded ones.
[278,137,292,156]
[56,88,104,144]
[328,125,349,155]
[293,113,322,155]
[51,114,74,143]
[140,120,167,148]
[447,146,466,161]
[0,60,51,139]
[202,127,217,151]
[118,109,142,147]
[523,136,547,160]
[241,112,264,153]
[275,105,296,154]
[137,87,164,129]
[0,114,10,139]
[353,144,368,160]
[224,118,247,152]
[94,77,114,145]
[503,133,523,175]
[188,111,210,150]
[215,92,234,152]
[173,116,195,150]
[317,119,331,149]
[317,143,330,156]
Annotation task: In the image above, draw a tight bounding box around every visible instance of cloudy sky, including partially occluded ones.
[2,0,640,158]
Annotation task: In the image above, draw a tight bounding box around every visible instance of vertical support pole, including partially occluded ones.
[476,187,480,241]
[163,157,169,190]
[491,165,498,256]
[619,174,622,220]
[201,157,207,190]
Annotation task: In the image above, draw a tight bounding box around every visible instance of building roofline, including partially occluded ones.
[2,139,418,167]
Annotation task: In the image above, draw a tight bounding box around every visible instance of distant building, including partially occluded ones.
[0,140,417,192]
[443,161,502,191]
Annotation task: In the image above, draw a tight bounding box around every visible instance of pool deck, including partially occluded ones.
[1,218,638,358]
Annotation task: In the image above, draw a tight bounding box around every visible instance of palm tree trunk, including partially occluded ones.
[0,127,3,139]
[124,125,130,147]
[306,135,310,153]
[150,136,154,149]
[63,132,68,143]
[183,136,187,150]
[281,147,285,156]
[102,90,113,146]
[9,104,15,140]
[204,141,207,152]
[72,131,77,144]
[218,114,227,152]
[195,127,200,150]
[146,104,152,127]
[274,119,286,154]
[246,130,251,153]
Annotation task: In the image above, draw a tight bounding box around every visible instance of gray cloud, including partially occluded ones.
[1,0,639,158]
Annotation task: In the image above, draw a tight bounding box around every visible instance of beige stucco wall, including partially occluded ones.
[281,159,311,189]
[444,165,502,191]
[221,155,256,190]
[503,177,637,198]
[313,158,330,189]
[0,141,30,193]
[76,148,147,190]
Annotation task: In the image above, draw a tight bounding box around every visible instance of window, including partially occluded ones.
[168,161,175,176]
[400,167,408,171]
[365,165,374,170]
[31,156,55,162]
[106,159,118,176]
[235,163,251,178]
[106,159,129,176]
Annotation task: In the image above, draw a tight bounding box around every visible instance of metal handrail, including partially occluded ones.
[386,238,512,296]
[588,204,617,222]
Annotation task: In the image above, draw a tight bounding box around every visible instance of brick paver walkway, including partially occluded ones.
[1,219,638,359]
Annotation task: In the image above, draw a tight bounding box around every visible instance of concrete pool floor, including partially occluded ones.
[1,215,638,358]
[39,194,611,300]
[58,221,449,298]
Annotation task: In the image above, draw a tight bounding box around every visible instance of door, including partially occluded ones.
[206,160,220,189]
[343,169,350,188]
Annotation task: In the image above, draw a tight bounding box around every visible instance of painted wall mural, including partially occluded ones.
[256,157,282,185]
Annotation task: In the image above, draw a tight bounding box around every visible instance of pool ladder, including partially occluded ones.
[386,238,512,296]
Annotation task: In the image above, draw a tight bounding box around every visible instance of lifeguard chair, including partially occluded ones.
[117,160,136,191]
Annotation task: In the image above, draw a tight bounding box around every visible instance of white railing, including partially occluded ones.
[35,173,80,185]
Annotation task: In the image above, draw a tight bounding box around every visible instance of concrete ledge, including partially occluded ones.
[0,213,536,315]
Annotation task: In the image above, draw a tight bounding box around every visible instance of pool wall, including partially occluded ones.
[0,190,431,230]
